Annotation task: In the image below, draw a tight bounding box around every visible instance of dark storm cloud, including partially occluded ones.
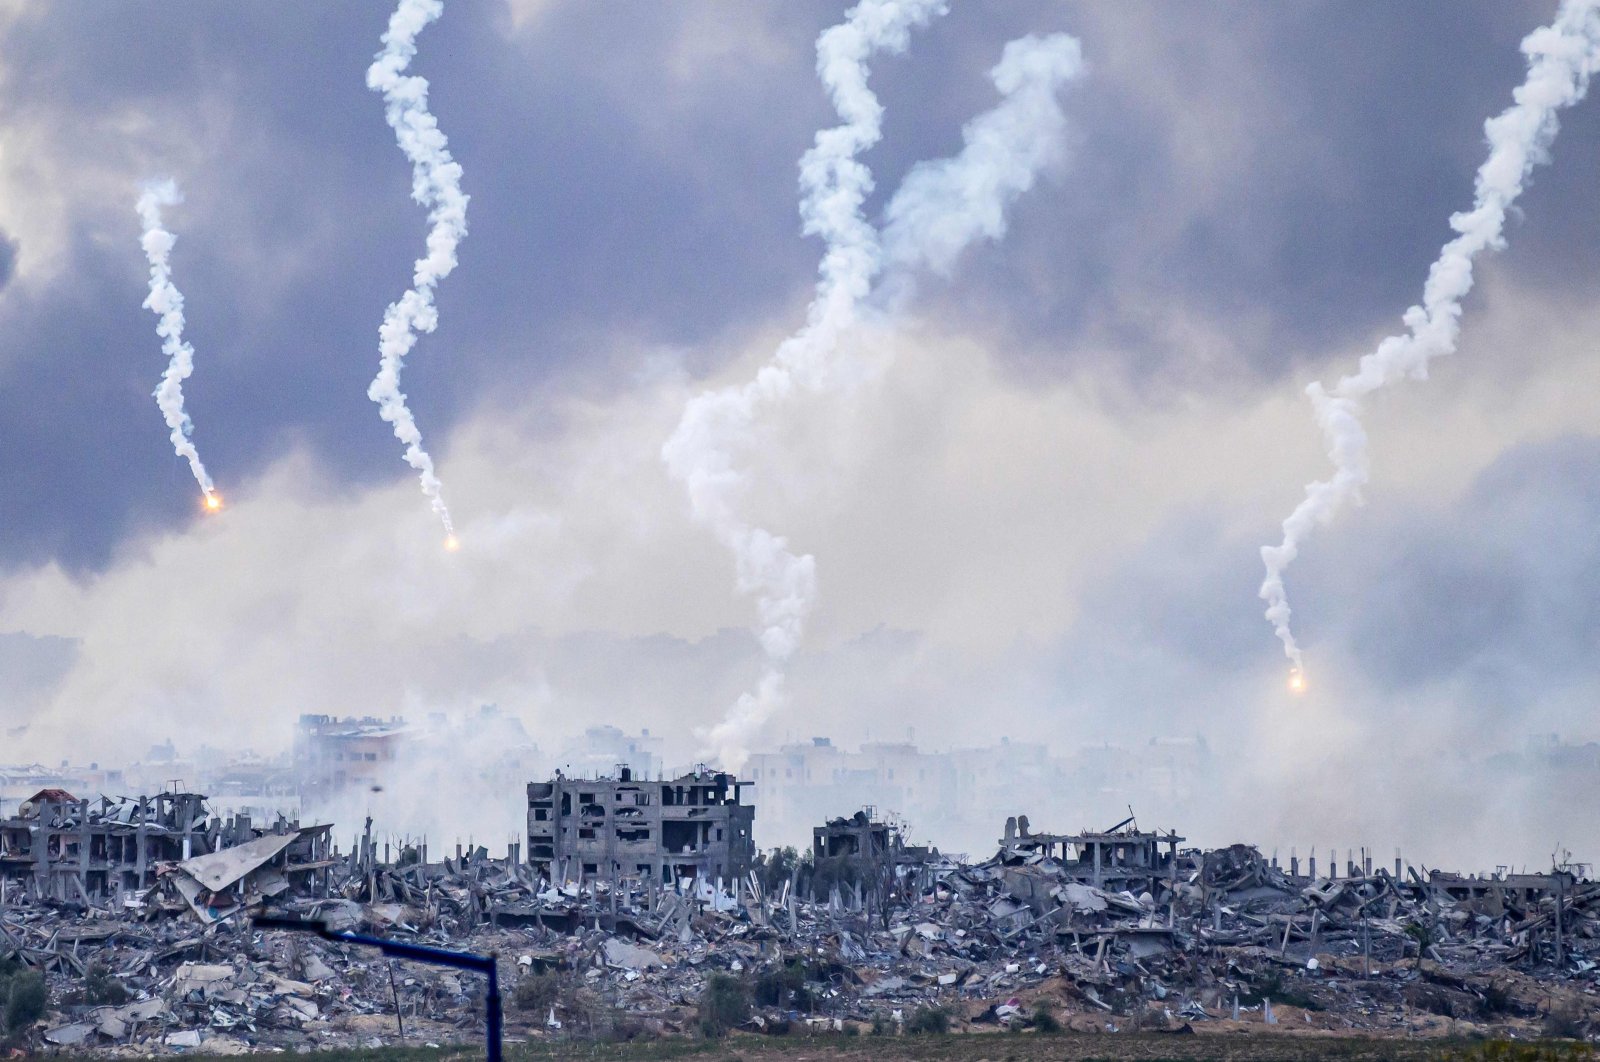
[0,1,1595,570]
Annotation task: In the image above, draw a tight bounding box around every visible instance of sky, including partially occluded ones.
[1,1,1598,867]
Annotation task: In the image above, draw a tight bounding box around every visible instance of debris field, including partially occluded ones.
[2,795,1598,1053]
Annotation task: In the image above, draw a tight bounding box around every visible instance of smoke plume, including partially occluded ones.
[880,33,1084,287]
[662,0,947,772]
[1260,0,1600,675]
[367,0,469,539]
[137,180,217,507]
[664,0,1083,770]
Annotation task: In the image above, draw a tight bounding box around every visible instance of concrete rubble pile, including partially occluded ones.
[3,811,1600,1052]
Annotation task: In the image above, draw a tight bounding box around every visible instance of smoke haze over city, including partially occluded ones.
[2,1,1599,874]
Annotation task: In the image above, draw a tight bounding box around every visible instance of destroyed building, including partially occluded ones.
[526,766,754,886]
[1000,812,1184,895]
[1,790,212,903]
[5,784,1600,1054]
[0,788,331,911]
[0,762,125,812]
[813,809,932,865]
[292,714,409,809]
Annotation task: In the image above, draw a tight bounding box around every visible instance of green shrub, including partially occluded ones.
[755,847,802,894]
[906,1005,951,1035]
[698,974,750,1039]
[83,962,130,1006]
[1439,1041,1599,1062]
[753,960,814,1010]
[513,971,561,1015]
[870,1014,893,1036]
[3,968,46,1039]
[1031,999,1061,1033]
[1542,1000,1588,1040]
[1244,969,1322,1011]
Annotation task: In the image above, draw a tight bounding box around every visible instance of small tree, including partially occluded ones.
[757,847,802,894]
[906,1005,951,1035]
[753,960,820,1011]
[1405,920,1437,971]
[83,962,130,1006]
[2,969,46,1043]
[513,971,561,1015]
[697,974,750,1039]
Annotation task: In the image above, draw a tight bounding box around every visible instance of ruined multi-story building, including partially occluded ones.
[526,767,754,887]
[0,788,331,906]
[999,813,1184,895]
[813,809,931,866]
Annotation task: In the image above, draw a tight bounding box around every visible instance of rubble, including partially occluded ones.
[4,800,1600,1053]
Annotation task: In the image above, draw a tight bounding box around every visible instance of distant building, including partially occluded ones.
[293,715,409,808]
[748,737,955,837]
[747,732,1217,853]
[201,754,300,823]
[526,766,754,886]
[555,725,664,779]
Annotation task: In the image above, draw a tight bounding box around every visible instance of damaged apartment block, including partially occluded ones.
[526,766,754,888]
[813,809,932,867]
[0,787,331,916]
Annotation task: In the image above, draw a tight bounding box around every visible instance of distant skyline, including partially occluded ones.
[1,2,1597,866]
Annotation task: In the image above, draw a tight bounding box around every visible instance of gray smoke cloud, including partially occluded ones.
[663,0,1084,771]
[136,179,218,509]
[1260,0,1600,679]
[367,0,469,544]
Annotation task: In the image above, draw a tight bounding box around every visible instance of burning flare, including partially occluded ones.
[1259,0,1600,674]
[204,494,223,513]
[367,0,468,537]
[1288,669,1306,694]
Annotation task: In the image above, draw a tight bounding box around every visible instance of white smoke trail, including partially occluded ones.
[1260,0,1600,677]
[367,0,469,539]
[881,33,1084,286]
[137,180,217,507]
[663,0,947,771]
[664,3,1083,770]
